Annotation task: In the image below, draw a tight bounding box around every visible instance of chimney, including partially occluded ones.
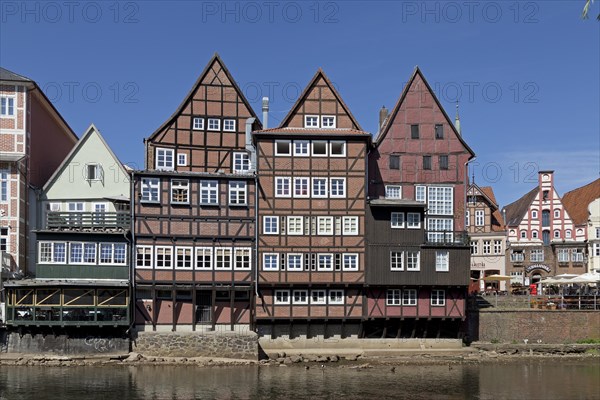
[262,97,269,129]
[454,102,461,136]
[379,105,388,131]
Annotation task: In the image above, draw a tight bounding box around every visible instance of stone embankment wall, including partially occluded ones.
[132,331,258,360]
[470,310,600,343]
[0,332,129,354]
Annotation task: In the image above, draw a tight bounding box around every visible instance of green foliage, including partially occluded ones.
[491,338,500,344]
[576,338,600,344]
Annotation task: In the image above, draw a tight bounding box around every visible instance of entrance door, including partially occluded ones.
[195,291,212,324]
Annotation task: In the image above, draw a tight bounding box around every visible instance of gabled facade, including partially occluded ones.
[254,69,370,337]
[503,171,586,285]
[466,184,506,291]
[562,178,600,273]
[0,67,77,283]
[4,125,131,328]
[365,67,473,338]
[133,54,261,332]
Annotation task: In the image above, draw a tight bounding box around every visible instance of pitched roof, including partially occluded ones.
[255,127,370,136]
[146,53,261,142]
[562,178,600,225]
[502,186,538,227]
[375,67,475,159]
[480,186,505,230]
[278,68,363,131]
[0,67,32,82]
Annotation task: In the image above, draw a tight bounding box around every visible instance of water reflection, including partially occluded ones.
[1,361,598,400]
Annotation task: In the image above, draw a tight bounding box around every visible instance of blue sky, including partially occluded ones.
[1,1,598,207]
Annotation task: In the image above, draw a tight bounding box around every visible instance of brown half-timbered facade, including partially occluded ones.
[134,54,261,332]
[254,70,370,337]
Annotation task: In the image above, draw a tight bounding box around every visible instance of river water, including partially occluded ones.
[1,361,599,400]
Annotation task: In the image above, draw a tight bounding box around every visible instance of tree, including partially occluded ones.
[582,0,600,20]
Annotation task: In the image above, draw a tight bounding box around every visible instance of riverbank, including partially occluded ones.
[1,343,598,367]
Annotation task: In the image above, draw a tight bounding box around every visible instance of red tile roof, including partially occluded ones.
[480,186,505,231]
[255,127,371,135]
[562,178,600,225]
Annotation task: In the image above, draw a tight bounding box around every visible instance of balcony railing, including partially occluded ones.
[424,231,469,246]
[46,212,130,230]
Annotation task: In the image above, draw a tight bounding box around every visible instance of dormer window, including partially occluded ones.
[86,163,103,181]
[304,115,319,128]
[321,116,336,128]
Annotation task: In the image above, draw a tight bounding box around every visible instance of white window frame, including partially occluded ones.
[293,290,308,304]
[470,241,479,255]
[532,230,539,239]
[557,249,570,263]
[342,216,359,235]
[141,178,160,203]
[321,115,336,129]
[571,249,584,262]
[317,217,334,235]
[207,118,220,131]
[385,185,402,199]
[311,140,328,157]
[195,247,213,270]
[228,181,247,206]
[99,243,127,265]
[175,246,193,269]
[214,247,233,270]
[415,185,426,203]
[155,246,173,269]
[475,210,485,226]
[83,243,97,264]
[402,289,417,306]
[431,289,446,306]
[317,253,333,271]
[92,202,108,224]
[435,250,449,272]
[287,254,303,271]
[223,119,236,132]
[427,186,453,215]
[136,245,153,269]
[287,216,303,235]
[0,96,15,117]
[293,177,309,198]
[263,253,279,271]
[329,141,346,156]
[275,177,291,198]
[312,178,328,198]
[193,117,204,130]
[311,290,327,305]
[483,240,491,255]
[330,178,346,198]
[85,163,103,181]
[531,210,538,219]
[263,216,279,235]
[390,251,404,271]
[554,209,560,218]
[275,140,291,156]
[391,212,405,228]
[232,152,250,173]
[234,247,252,270]
[387,289,401,306]
[274,290,290,305]
[155,148,175,171]
[493,240,502,254]
[328,289,344,305]
[0,170,9,203]
[465,210,470,226]
[530,249,544,262]
[304,115,319,128]
[177,153,187,166]
[293,140,310,156]
[407,213,421,229]
[342,253,358,271]
[69,242,84,264]
[427,218,453,242]
[200,180,219,205]
[170,179,190,204]
[406,251,420,271]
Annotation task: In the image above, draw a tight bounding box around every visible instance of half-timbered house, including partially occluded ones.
[133,54,261,332]
[254,69,370,338]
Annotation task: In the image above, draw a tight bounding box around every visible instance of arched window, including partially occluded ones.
[521,230,527,239]
[542,230,550,245]
[542,210,550,227]
[553,230,561,238]
[531,210,538,219]
[566,230,572,238]
[554,209,560,218]
[532,230,538,239]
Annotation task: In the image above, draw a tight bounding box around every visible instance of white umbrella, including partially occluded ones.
[567,273,600,284]
[554,274,579,280]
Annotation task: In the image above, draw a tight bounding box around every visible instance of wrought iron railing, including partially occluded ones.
[46,212,130,229]
[424,231,469,246]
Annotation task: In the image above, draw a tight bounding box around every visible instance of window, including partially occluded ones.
[554,209,560,219]
[387,289,401,305]
[542,230,550,245]
[100,243,127,265]
[304,115,319,128]
[436,251,449,272]
[423,156,432,170]
[53,242,66,263]
[263,216,279,235]
[229,181,247,205]
[39,242,52,263]
[571,249,584,262]
[427,218,454,242]
[294,177,309,197]
[317,254,333,271]
[287,254,303,271]
[407,213,421,229]
[287,216,303,235]
[312,178,328,197]
[483,240,491,255]
[0,170,8,202]
[596,228,600,239]
[176,247,193,269]
[294,140,309,156]
[208,118,220,131]
[86,163,102,181]
[470,241,479,255]
[558,249,569,263]
[312,141,328,156]
[389,155,400,170]
[156,148,174,170]
[531,210,538,219]
[542,190,549,201]
[155,246,173,269]
[275,140,291,156]
[171,179,189,204]
[410,124,419,139]
[415,185,426,203]
[402,289,417,306]
[431,289,445,306]
[330,141,345,156]
[177,154,187,166]
[532,230,538,239]
[311,290,326,305]
[428,187,453,215]
[136,246,153,268]
[465,211,470,226]
[234,248,251,270]
[554,229,561,239]
[510,251,524,262]
[83,243,96,264]
[317,217,334,235]
[343,216,359,235]
[329,290,344,304]
[1,97,15,116]
[321,115,336,128]
[594,243,600,257]
[293,290,308,304]
[275,177,291,197]
[566,230,572,239]
[200,180,219,205]
[141,178,160,202]
[343,254,358,271]
[439,155,448,170]
[435,124,444,139]
[330,178,346,198]
[69,243,83,264]
[274,290,290,304]
[385,185,402,199]
[67,202,84,224]
[68,202,84,212]
[223,119,236,132]
[192,117,204,130]
[530,249,544,262]
[520,230,527,239]
[215,247,232,270]
[263,253,279,271]
[493,240,502,254]
[390,251,404,270]
[391,212,405,228]
[406,251,420,271]
[542,210,550,227]
[192,247,212,270]
[93,203,107,224]
[233,152,250,173]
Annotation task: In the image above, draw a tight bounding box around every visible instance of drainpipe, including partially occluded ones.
[245,118,258,300]
[128,171,136,334]
[262,97,269,129]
